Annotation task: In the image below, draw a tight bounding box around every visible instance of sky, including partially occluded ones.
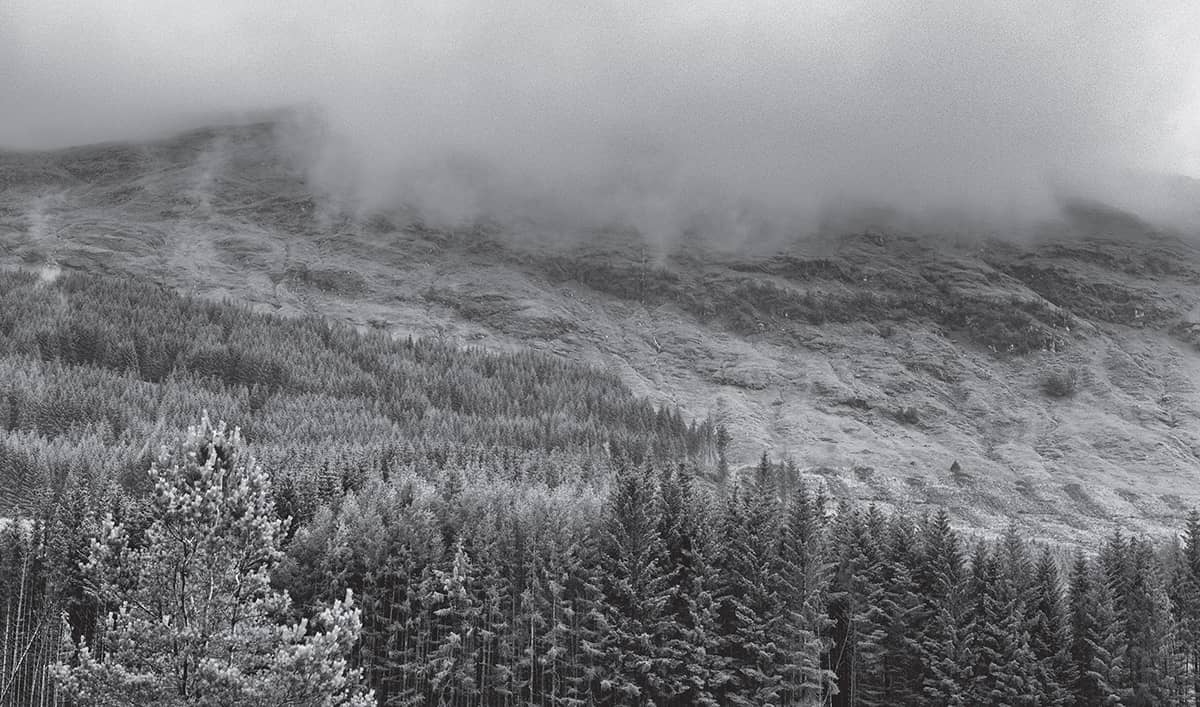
[2,0,1199,238]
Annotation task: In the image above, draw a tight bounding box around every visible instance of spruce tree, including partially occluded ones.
[1068,552,1125,706]
[428,538,482,705]
[713,463,786,706]
[1121,538,1186,706]
[566,531,611,705]
[826,506,884,707]
[916,510,968,707]
[1173,511,1200,707]
[776,482,836,705]
[872,519,925,706]
[1028,548,1072,707]
[596,463,672,705]
[964,543,1038,706]
[657,463,720,706]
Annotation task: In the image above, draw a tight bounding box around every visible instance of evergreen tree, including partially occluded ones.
[964,543,1038,706]
[657,463,720,706]
[565,531,611,705]
[1121,538,1186,706]
[1027,548,1073,707]
[0,519,59,705]
[872,519,925,706]
[715,425,731,484]
[1068,552,1125,706]
[52,414,373,706]
[596,463,673,705]
[1172,510,1200,707]
[713,463,786,706]
[776,481,836,705]
[916,511,968,707]
[428,538,482,705]
[827,506,884,707]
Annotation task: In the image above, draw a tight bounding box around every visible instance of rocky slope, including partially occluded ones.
[3,121,1200,544]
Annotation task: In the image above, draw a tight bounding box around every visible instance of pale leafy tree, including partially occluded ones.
[52,414,374,706]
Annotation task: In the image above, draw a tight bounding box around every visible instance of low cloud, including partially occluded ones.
[3,0,1199,239]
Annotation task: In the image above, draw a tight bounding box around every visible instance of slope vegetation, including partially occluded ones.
[2,122,1199,542]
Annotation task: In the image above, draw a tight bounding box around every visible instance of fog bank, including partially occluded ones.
[3,1,1199,238]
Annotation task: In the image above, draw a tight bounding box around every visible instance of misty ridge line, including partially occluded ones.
[3,1,1200,242]
[11,114,1197,263]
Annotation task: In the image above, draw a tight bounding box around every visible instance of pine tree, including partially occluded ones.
[52,414,373,706]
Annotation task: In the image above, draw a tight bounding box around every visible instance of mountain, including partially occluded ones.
[2,120,1199,544]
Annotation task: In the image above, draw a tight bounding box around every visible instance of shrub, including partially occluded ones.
[1041,366,1079,398]
[896,406,920,424]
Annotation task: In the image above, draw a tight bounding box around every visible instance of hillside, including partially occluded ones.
[2,121,1200,543]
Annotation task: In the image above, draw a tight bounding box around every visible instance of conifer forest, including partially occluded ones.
[1,269,1200,706]
[9,0,1200,701]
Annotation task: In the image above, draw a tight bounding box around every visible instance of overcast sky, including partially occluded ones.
[3,0,1199,235]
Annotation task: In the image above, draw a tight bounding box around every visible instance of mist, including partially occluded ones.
[3,0,1199,240]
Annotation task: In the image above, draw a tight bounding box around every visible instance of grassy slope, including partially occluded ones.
[2,122,1199,543]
